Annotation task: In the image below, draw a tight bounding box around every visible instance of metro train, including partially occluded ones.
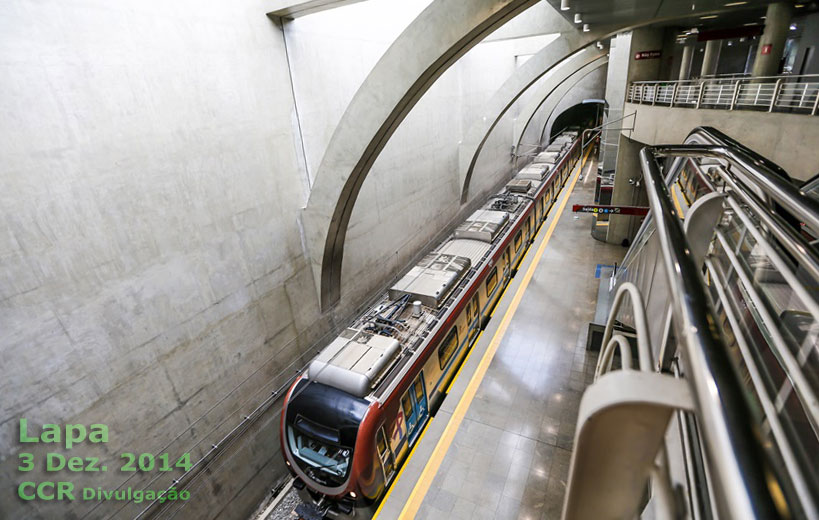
[280,131,587,519]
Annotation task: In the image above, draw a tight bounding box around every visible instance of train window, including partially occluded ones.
[401,394,412,418]
[377,427,395,480]
[376,430,387,455]
[486,266,498,297]
[414,381,424,402]
[514,230,522,252]
[467,296,478,325]
[438,328,459,370]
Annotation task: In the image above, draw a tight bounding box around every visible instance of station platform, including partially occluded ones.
[373,156,626,520]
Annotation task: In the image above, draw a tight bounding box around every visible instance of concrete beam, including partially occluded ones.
[303,0,543,310]
[511,52,608,153]
[458,29,600,202]
[267,0,368,19]
[538,66,608,144]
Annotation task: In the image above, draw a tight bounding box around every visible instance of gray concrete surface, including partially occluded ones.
[300,0,544,311]
[623,102,819,182]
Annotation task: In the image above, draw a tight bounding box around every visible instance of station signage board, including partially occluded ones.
[572,204,649,216]
[634,50,662,60]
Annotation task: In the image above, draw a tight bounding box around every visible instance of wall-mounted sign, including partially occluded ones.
[761,44,773,55]
[634,50,662,60]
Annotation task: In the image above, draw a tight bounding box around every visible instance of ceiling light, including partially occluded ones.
[561,0,570,11]
[795,3,805,7]
[724,1,747,5]
[743,22,758,26]
[700,15,718,19]
[727,40,733,46]
[790,23,797,30]
[583,23,590,32]
[574,13,582,23]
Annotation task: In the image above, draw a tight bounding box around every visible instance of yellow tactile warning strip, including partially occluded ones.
[393,145,594,520]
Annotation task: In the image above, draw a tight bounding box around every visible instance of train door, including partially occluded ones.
[401,373,428,444]
[466,295,480,342]
[376,427,396,483]
[503,247,512,280]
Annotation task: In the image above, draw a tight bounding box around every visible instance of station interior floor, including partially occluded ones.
[371,156,627,520]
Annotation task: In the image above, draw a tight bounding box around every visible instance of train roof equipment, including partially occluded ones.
[389,252,472,308]
[454,209,509,243]
[533,151,560,164]
[506,178,533,193]
[307,328,402,397]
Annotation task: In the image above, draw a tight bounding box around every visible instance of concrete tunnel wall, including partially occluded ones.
[0,0,584,518]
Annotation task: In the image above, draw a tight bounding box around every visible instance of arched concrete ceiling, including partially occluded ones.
[303,0,552,310]
[512,56,608,152]
[457,30,599,203]
[539,81,607,145]
[301,0,703,310]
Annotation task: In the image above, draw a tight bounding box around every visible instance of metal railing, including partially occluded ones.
[627,74,819,115]
[607,126,819,519]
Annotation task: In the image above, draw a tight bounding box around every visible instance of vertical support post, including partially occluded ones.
[730,80,741,110]
[769,78,783,112]
[670,82,678,107]
[696,82,705,109]
[812,87,819,115]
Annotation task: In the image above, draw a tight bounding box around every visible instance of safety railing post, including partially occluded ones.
[813,87,819,116]
[670,83,678,107]
[769,78,783,112]
[730,80,741,110]
[652,84,657,105]
[696,81,705,109]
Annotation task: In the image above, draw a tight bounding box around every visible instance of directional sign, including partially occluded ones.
[634,50,661,60]
[572,204,649,216]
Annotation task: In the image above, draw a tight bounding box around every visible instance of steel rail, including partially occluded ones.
[639,146,781,519]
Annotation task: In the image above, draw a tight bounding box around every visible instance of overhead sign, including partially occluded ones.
[634,50,661,60]
[572,204,649,216]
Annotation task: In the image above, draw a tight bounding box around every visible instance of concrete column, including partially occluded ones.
[679,43,695,80]
[751,2,793,77]
[701,39,722,77]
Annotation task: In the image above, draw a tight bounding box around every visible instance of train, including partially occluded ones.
[280,130,587,519]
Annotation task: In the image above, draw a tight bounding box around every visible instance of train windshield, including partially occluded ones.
[287,416,352,481]
[284,380,369,487]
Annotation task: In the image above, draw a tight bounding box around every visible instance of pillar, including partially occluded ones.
[679,43,695,80]
[751,2,793,77]
[701,39,722,77]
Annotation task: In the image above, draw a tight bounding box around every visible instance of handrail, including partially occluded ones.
[628,74,819,115]
[596,282,652,376]
[632,73,819,85]
[653,126,819,233]
[581,111,636,149]
[639,146,781,519]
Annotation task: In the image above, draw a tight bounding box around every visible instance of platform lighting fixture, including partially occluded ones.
[700,14,718,19]
[561,0,570,11]
[583,23,590,32]
[574,13,582,23]
[795,4,805,7]
[727,40,733,46]
[723,1,747,5]
[790,23,797,30]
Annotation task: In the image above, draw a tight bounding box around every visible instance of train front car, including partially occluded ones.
[281,330,399,519]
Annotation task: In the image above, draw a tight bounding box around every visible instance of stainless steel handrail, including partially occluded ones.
[653,127,819,233]
[639,147,781,519]
[628,74,819,115]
